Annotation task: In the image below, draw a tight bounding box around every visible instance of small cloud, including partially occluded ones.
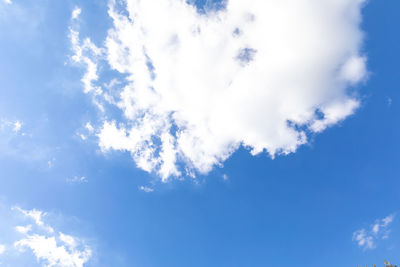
[78,133,87,140]
[353,214,395,250]
[387,97,392,107]
[382,214,395,227]
[139,186,154,193]
[0,119,24,134]
[353,229,375,250]
[71,7,81,20]
[3,0,12,4]
[13,121,22,133]
[222,174,229,181]
[0,244,5,255]
[85,122,94,133]
[47,158,56,168]
[67,176,88,184]
[15,225,32,234]
[11,207,92,267]
[76,122,95,141]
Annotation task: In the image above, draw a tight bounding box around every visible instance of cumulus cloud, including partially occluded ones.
[353,214,395,250]
[71,0,367,181]
[13,207,92,267]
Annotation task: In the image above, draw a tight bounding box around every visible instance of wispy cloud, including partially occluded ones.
[0,202,93,266]
[67,176,88,184]
[0,118,23,134]
[353,214,395,250]
[12,206,54,233]
[387,97,392,107]
[12,207,92,267]
[139,186,154,193]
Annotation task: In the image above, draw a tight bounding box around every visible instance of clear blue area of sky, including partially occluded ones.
[0,0,399,266]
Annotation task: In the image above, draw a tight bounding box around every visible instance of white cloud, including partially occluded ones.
[15,224,33,234]
[14,234,91,267]
[11,207,92,267]
[85,122,94,133]
[76,122,95,141]
[48,157,56,168]
[71,7,81,20]
[78,133,87,140]
[69,29,103,95]
[13,121,22,133]
[73,0,367,180]
[2,0,12,4]
[12,207,52,231]
[139,185,154,193]
[67,176,88,184]
[353,229,375,250]
[353,214,395,250]
[0,119,23,134]
[0,244,5,255]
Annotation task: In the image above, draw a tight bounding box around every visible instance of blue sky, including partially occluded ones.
[0,0,399,266]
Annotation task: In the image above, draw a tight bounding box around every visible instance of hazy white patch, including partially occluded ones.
[387,97,392,107]
[222,174,229,181]
[74,0,367,180]
[139,185,154,193]
[71,7,81,20]
[85,122,94,133]
[0,244,5,255]
[353,214,395,250]
[2,0,11,4]
[13,121,22,133]
[67,176,88,184]
[15,225,32,234]
[78,133,87,140]
[353,229,375,250]
[76,122,95,141]
[0,119,23,134]
[47,157,56,168]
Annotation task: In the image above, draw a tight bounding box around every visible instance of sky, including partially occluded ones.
[0,0,399,266]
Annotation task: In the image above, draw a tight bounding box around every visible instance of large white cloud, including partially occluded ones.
[72,0,367,181]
